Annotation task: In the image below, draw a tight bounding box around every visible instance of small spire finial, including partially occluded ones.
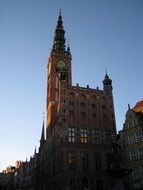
[59,8,61,16]
[42,112,45,120]
[68,39,70,47]
[128,104,130,110]
[105,67,107,75]
[104,68,109,78]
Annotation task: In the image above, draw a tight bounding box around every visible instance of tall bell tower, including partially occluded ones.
[46,11,72,133]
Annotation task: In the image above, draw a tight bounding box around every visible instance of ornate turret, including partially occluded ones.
[103,73,112,90]
[52,11,66,54]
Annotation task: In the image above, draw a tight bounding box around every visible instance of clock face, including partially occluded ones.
[56,60,66,70]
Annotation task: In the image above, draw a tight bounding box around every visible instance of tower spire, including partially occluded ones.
[40,114,45,144]
[52,11,66,54]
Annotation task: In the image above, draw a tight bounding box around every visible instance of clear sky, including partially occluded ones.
[0,0,143,172]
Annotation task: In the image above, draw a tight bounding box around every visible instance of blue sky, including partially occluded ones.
[0,0,143,171]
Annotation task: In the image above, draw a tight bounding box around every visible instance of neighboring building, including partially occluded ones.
[123,101,143,190]
[12,157,38,189]
[41,11,117,190]
[0,172,8,189]
[0,166,16,190]
[133,100,143,113]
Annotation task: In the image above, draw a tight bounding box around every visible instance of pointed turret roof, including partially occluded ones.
[56,10,63,29]
[40,120,45,142]
[52,11,66,54]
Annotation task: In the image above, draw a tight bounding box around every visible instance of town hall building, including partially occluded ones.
[39,11,117,190]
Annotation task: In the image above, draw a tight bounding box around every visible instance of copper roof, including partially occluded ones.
[133,100,143,109]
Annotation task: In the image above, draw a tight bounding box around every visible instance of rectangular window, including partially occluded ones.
[81,152,89,171]
[69,110,74,117]
[68,152,76,171]
[132,120,136,127]
[111,114,114,119]
[81,112,86,119]
[69,101,74,106]
[102,105,106,109]
[127,133,135,145]
[132,166,140,180]
[139,119,143,125]
[128,122,132,129]
[92,103,96,108]
[92,129,99,144]
[68,127,75,142]
[132,149,137,160]
[135,131,143,142]
[105,130,111,143]
[80,128,88,143]
[137,148,143,159]
[129,149,137,160]
[81,102,85,107]
[129,150,132,161]
[92,113,96,118]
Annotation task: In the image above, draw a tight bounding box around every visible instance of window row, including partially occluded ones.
[129,147,143,161]
[68,127,111,144]
[67,178,104,190]
[67,152,102,172]
[69,111,97,118]
[127,130,143,145]
[69,110,111,119]
[127,119,143,129]
[69,101,109,109]
[132,165,143,180]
